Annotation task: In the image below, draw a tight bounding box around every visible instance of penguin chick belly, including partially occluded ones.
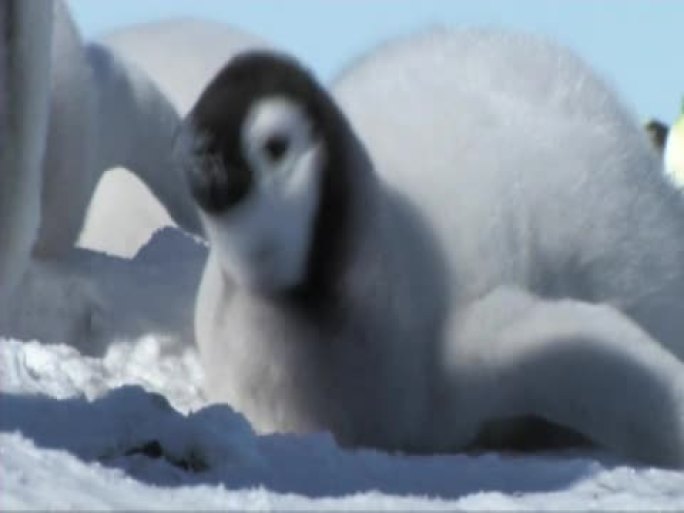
[197,193,447,450]
[195,271,423,448]
[183,50,449,449]
[323,190,450,449]
[196,267,339,436]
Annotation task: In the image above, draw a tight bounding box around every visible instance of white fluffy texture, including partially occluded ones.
[0,0,52,299]
[79,168,173,258]
[33,0,96,258]
[665,118,684,185]
[333,28,669,306]
[73,36,201,256]
[439,287,684,465]
[334,29,684,358]
[0,0,206,352]
[197,28,684,466]
[102,19,270,116]
[78,19,268,257]
[4,20,684,509]
[324,28,684,463]
[203,97,323,292]
[1,0,202,263]
[35,2,200,260]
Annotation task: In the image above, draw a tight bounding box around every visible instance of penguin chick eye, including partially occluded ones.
[263,134,290,163]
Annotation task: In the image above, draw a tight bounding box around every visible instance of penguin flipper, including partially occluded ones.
[437,286,684,467]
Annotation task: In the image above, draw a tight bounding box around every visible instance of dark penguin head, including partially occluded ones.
[644,118,669,153]
[178,51,355,302]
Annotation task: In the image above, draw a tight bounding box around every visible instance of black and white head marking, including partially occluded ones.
[180,51,354,304]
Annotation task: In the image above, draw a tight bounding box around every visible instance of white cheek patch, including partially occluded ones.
[199,95,325,292]
[203,142,323,293]
[242,97,315,184]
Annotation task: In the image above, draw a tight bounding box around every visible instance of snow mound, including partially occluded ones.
[3,332,684,509]
[2,226,684,509]
[1,226,206,356]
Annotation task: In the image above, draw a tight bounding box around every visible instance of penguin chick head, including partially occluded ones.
[179,51,351,297]
[644,119,669,153]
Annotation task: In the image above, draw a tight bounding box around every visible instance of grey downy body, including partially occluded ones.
[184,29,684,467]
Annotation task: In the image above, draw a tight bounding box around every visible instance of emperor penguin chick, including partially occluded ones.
[181,51,445,449]
[182,36,684,468]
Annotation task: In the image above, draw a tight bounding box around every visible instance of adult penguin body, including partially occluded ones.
[0,0,53,302]
[32,0,95,258]
[78,19,269,256]
[183,30,684,467]
[102,19,269,116]
[1,2,211,346]
[37,1,206,259]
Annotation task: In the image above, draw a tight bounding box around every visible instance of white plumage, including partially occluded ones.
[1,1,208,262]
[42,3,206,258]
[2,2,240,344]
[332,29,684,464]
[102,19,270,117]
[0,0,52,305]
[78,18,269,257]
[333,29,684,464]
[665,102,684,186]
[192,30,684,467]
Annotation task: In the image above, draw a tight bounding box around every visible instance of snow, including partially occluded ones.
[2,227,684,510]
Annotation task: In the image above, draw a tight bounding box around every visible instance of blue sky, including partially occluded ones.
[67,0,683,123]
